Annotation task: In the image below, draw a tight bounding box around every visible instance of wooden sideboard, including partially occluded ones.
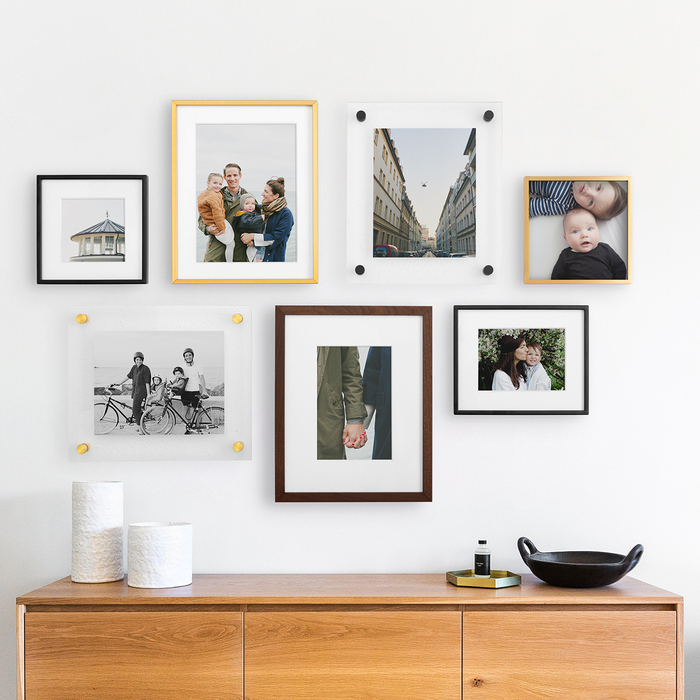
[17,573,683,699]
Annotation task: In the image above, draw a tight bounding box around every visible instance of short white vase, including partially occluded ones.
[127,522,193,588]
[71,481,124,583]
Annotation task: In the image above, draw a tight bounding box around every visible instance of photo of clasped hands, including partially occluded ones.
[342,408,374,450]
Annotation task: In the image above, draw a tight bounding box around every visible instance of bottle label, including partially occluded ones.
[475,553,490,576]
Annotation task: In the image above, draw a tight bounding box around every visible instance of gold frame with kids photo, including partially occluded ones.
[524,176,631,285]
[172,100,318,285]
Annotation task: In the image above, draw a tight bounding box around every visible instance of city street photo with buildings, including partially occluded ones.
[372,128,476,258]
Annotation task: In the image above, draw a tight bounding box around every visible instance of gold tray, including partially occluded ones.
[446,569,521,588]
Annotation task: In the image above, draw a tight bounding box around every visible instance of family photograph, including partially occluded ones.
[526,179,629,282]
[477,328,565,392]
[195,124,297,264]
[93,331,225,436]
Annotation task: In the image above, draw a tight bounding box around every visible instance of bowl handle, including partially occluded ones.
[621,544,644,576]
[517,537,539,563]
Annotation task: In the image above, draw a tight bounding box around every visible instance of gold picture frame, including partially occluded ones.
[524,176,631,284]
[172,100,318,284]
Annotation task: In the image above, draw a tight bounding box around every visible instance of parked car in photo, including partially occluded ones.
[373,244,400,258]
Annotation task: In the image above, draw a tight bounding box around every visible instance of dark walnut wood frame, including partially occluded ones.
[275,305,432,502]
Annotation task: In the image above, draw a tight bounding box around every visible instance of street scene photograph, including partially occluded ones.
[372,128,475,258]
[93,331,225,436]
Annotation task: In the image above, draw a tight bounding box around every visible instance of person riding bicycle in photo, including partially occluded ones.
[113,351,151,434]
[180,348,209,435]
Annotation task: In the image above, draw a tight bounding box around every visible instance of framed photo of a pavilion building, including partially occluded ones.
[37,175,148,284]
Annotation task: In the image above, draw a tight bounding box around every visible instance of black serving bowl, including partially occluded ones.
[518,537,644,588]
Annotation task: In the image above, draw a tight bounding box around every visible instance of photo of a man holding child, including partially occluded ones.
[525,178,630,284]
[195,124,297,264]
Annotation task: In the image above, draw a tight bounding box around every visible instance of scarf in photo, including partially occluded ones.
[262,196,287,218]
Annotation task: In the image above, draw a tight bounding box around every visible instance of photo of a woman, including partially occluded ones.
[240,177,294,262]
[491,335,528,391]
[477,328,565,392]
[114,351,151,432]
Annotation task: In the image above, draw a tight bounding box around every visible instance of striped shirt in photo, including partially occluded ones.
[529,181,575,217]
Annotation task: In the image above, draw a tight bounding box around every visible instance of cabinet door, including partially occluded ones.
[24,611,242,700]
[463,610,677,699]
[245,611,461,699]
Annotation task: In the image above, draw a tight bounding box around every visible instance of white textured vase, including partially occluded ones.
[127,522,193,588]
[71,481,124,583]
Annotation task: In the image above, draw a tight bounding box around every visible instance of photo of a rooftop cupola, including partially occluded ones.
[70,210,125,262]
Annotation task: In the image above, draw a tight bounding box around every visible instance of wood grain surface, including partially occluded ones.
[24,611,242,700]
[463,610,677,699]
[245,610,461,699]
[16,573,683,607]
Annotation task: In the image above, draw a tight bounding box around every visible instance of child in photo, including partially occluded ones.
[524,343,551,391]
[197,173,235,262]
[529,180,627,220]
[234,194,268,262]
[170,367,188,396]
[551,209,627,280]
[145,375,167,407]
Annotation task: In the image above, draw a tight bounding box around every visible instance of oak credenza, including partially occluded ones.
[17,573,683,699]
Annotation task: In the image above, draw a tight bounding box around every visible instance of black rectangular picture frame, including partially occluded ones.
[37,174,148,284]
[454,305,589,415]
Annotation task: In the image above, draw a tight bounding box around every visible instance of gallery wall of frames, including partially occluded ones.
[3,3,700,698]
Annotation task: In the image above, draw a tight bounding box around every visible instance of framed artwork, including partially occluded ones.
[454,305,589,415]
[68,306,252,461]
[525,177,631,284]
[347,102,502,285]
[37,175,148,284]
[172,100,318,284]
[275,306,432,502]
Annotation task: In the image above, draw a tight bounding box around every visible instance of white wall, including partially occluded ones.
[2,0,699,696]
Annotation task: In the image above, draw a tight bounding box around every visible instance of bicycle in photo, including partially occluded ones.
[140,393,224,436]
[93,386,137,434]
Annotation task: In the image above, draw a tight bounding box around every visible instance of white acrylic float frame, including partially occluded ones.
[172,101,317,284]
[69,306,252,461]
[276,307,432,501]
[454,306,589,415]
[347,102,502,284]
[38,176,146,283]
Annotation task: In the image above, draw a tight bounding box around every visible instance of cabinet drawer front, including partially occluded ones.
[24,611,242,700]
[246,611,461,700]
[463,610,677,699]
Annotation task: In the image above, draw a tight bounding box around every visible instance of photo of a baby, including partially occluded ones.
[525,178,630,284]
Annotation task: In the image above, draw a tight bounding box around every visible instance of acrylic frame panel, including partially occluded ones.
[68,306,252,461]
[347,102,502,285]
[275,306,432,502]
[454,305,589,415]
[172,100,318,284]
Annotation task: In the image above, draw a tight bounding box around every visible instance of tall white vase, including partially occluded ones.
[71,481,124,583]
[127,522,192,589]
